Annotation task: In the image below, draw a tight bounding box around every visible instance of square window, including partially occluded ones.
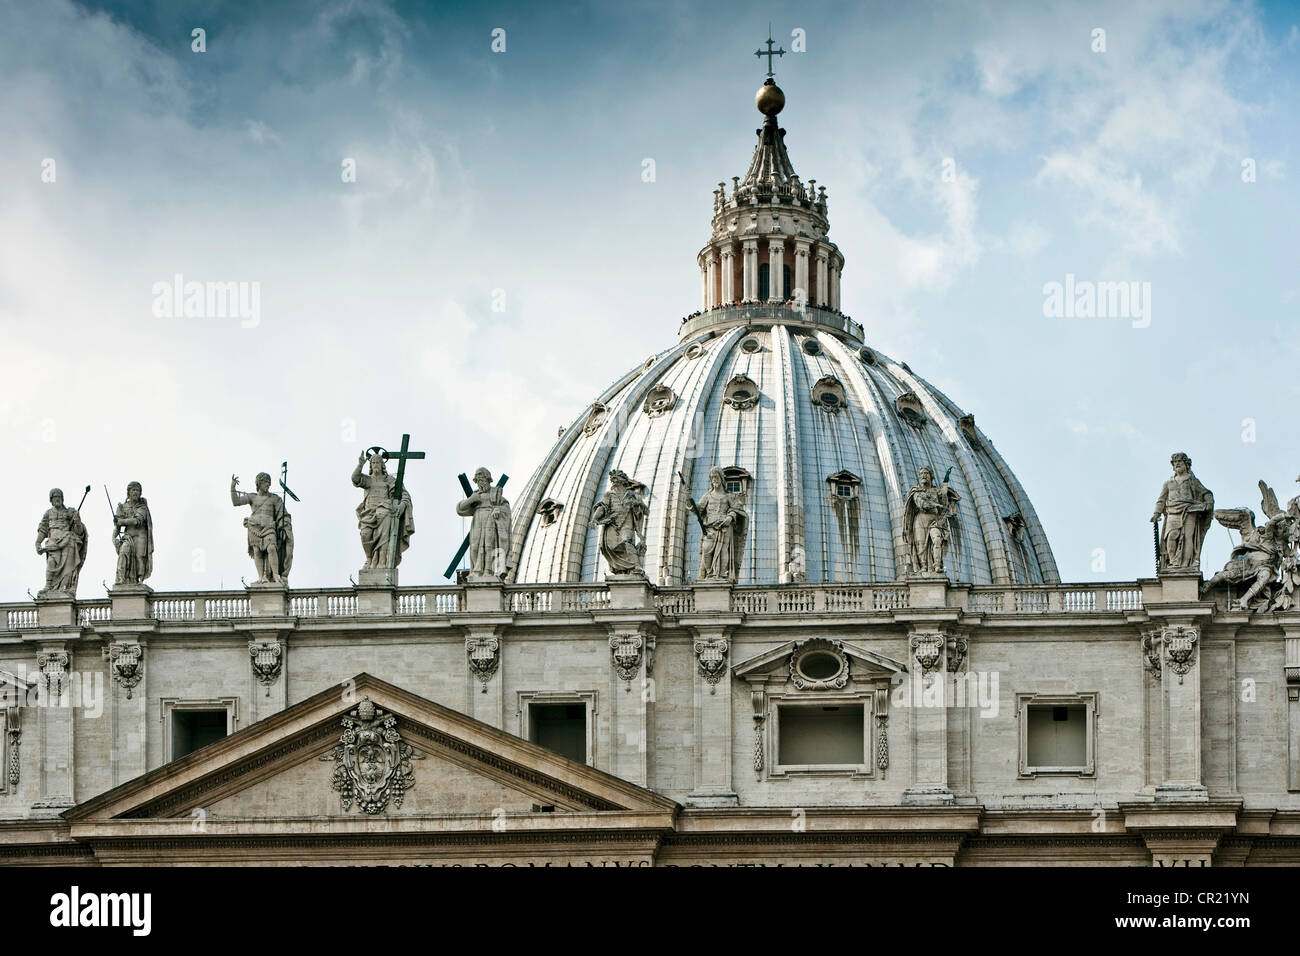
[529,703,587,765]
[161,698,238,763]
[1018,694,1096,776]
[776,703,865,768]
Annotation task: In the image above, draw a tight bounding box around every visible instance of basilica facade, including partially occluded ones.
[2,76,1298,867]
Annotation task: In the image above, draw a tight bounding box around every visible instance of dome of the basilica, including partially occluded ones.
[507,81,1059,588]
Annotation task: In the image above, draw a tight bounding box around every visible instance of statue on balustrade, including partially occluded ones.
[231,471,293,585]
[903,466,960,574]
[590,469,647,576]
[456,467,512,581]
[687,466,748,582]
[1151,452,1214,571]
[112,481,154,587]
[35,487,88,598]
[353,451,414,569]
[1203,477,1300,611]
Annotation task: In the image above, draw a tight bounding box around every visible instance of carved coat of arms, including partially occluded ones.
[320,697,420,814]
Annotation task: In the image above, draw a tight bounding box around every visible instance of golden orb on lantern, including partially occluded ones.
[755,77,785,116]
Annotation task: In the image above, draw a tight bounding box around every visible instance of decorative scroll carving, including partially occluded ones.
[694,638,729,691]
[1141,629,1163,682]
[5,707,19,787]
[722,373,759,411]
[910,632,944,676]
[248,641,282,695]
[946,635,969,673]
[466,634,501,691]
[319,697,421,814]
[810,375,847,414]
[876,714,889,772]
[788,638,849,690]
[106,642,143,699]
[609,632,645,687]
[36,651,69,697]
[1162,625,1199,684]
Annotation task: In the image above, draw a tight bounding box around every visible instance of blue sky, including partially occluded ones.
[1,0,1298,594]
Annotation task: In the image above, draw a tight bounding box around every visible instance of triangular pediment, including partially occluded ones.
[66,674,678,826]
[733,639,907,681]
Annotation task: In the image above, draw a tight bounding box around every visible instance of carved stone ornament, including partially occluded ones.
[946,636,969,673]
[1162,625,1199,685]
[319,697,421,814]
[910,632,944,675]
[643,384,677,418]
[5,707,20,787]
[876,714,889,772]
[583,402,609,436]
[789,638,849,690]
[1141,630,1163,682]
[810,375,847,414]
[248,641,282,695]
[466,634,501,691]
[106,642,143,699]
[723,373,759,411]
[752,690,766,777]
[609,632,645,688]
[694,638,730,691]
[36,650,69,697]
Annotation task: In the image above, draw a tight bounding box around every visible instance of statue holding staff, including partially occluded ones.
[231,471,293,584]
[110,481,154,586]
[35,487,89,597]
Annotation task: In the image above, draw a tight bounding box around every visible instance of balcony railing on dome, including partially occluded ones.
[0,581,1150,631]
[678,303,865,343]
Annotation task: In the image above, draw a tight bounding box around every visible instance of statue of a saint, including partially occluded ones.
[35,488,88,597]
[903,466,960,574]
[231,472,293,584]
[1202,477,1300,610]
[688,466,748,582]
[456,467,512,580]
[1151,452,1214,571]
[112,481,154,586]
[591,470,648,575]
[352,451,414,569]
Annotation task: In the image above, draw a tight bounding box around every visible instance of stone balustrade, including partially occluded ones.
[0,579,1163,631]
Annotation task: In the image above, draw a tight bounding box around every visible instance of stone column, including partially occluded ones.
[705,252,718,309]
[768,238,785,301]
[105,638,147,787]
[700,261,708,310]
[1152,621,1207,800]
[742,240,759,301]
[815,249,829,306]
[606,623,654,787]
[32,640,75,810]
[464,623,505,730]
[688,623,736,805]
[793,240,810,307]
[1282,618,1300,791]
[830,261,841,310]
[247,630,287,723]
[720,247,734,304]
[903,626,954,805]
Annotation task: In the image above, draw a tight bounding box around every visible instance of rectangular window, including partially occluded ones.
[171,709,229,760]
[777,704,865,768]
[1018,693,1097,776]
[161,697,239,763]
[529,702,588,765]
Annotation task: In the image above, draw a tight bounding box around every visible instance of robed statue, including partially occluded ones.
[231,471,294,584]
[1151,452,1214,571]
[35,487,88,597]
[591,469,648,576]
[353,451,414,569]
[688,466,748,582]
[112,481,154,586]
[456,467,512,580]
[903,466,960,574]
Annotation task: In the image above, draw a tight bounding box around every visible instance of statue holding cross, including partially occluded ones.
[456,467,513,582]
[354,434,424,585]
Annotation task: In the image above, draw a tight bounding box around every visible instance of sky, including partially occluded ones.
[1,0,1298,598]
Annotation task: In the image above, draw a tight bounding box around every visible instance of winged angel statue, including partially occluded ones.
[1202,476,1300,611]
